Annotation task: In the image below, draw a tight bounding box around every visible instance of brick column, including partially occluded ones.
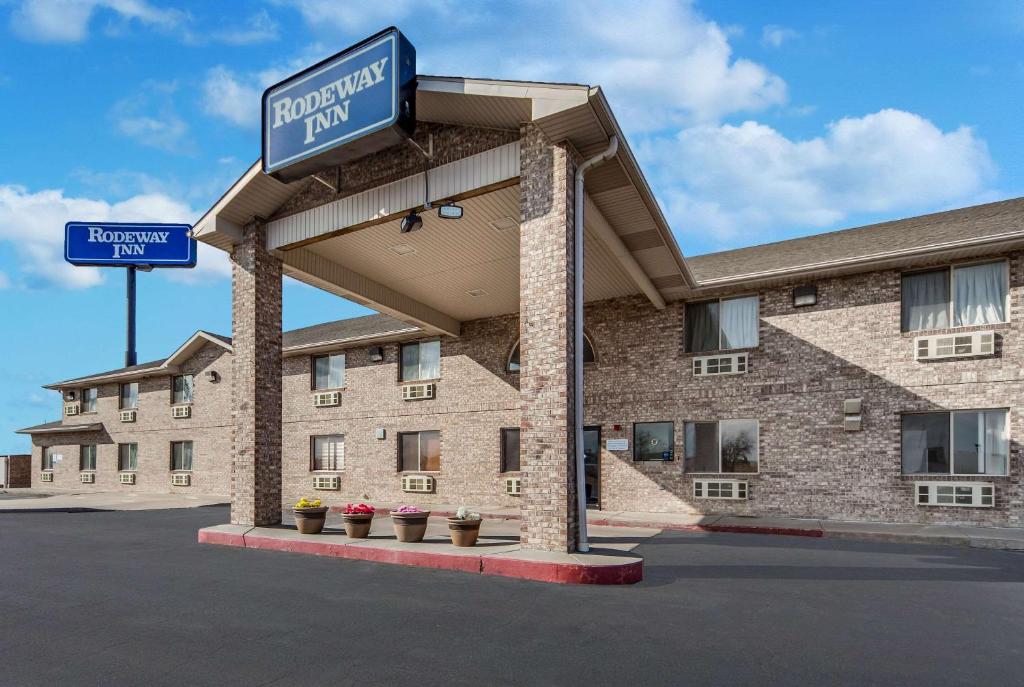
[518,123,579,552]
[230,221,283,526]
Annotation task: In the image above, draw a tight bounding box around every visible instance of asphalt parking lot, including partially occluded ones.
[1,507,1022,687]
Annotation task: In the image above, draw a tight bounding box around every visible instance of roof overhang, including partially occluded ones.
[16,422,103,435]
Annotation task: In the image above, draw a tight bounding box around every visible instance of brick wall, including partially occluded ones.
[5,454,31,488]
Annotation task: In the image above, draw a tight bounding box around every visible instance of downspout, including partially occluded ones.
[573,135,618,553]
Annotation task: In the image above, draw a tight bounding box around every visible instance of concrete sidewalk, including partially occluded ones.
[330,502,1024,552]
[0,488,227,512]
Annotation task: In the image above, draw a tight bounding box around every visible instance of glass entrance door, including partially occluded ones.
[583,426,601,507]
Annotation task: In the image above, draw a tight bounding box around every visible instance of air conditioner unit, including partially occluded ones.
[402,383,435,401]
[915,481,993,508]
[313,475,340,490]
[119,472,136,485]
[693,353,749,377]
[65,403,80,416]
[120,410,136,423]
[693,479,749,500]
[40,471,53,483]
[915,331,995,361]
[313,391,340,408]
[171,405,191,419]
[401,474,434,493]
[80,472,95,484]
[171,473,191,487]
[504,476,522,496]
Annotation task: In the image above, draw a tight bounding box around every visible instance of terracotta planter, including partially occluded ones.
[447,517,482,547]
[293,506,328,535]
[390,511,431,542]
[342,512,374,538]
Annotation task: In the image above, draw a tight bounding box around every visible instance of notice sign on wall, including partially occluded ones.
[606,439,629,452]
[262,27,417,182]
[64,222,196,267]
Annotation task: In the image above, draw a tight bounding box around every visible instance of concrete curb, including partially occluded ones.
[0,507,110,514]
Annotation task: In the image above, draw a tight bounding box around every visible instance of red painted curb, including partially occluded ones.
[198,527,641,585]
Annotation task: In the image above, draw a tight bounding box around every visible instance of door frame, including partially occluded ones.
[583,425,601,509]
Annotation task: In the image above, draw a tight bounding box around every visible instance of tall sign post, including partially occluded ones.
[64,221,197,366]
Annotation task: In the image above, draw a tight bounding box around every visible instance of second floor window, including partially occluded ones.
[120,382,138,410]
[401,341,440,382]
[172,375,194,405]
[311,435,345,471]
[118,443,138,471]
[312,353,345,390]
[685,296,759,353]
[501,428,521,472]
[80,444,97,471]
[81,387,98,413]
[399,430,440,472]
[507,336,595,374]
[901,261,1008,332]
[171,441,193,471]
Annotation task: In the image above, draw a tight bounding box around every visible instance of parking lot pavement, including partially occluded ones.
[1,506,1022,687]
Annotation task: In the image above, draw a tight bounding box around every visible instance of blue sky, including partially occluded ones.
[1,0,1022,452]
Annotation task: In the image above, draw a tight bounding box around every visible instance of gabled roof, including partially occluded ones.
[688,197,1024,288]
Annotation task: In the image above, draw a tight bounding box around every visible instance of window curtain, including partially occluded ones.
[685,302,719,352]
[983,410,1008,476]
[954,262,1007,326]
[721,297,759,349]
[902,270,949,331]
[121,383,138,409]
[902,413,949,474]
[313,435,344,471]
[315,355,345,389]
[420,341,441,380]
[900,423,929,474]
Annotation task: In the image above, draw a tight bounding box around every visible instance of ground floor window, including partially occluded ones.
[80,444,97,471]
[118,443,138,471]
[633,422,674,461]
[902,410,1008,476]
[684,419,759,473]
[171,441,193,471]
[42,447,54,471]
[399,430,440,472]
[501,428,520,472]
[311,435,345,471]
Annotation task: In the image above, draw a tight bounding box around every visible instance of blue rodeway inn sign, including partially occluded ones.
[64,222,196,267]
[262,27,417,182]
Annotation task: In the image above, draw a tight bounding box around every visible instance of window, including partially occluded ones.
[171,441,193,471]
[901,262,1008,332]
[684,420,759,473]
[81,387,98,413]
[311,435,345,471]
[312,353,346,390]
[401,341,441,382]
[501,428,521,472]
[172,375,194,405]
[80,444,97,471]
[399,430,441,472]
[507,336,595,373]
[118,443,138,471]
[633,422,674,461]
[685,296,759,352]
[42,447,54,471]
[119,382,138,410]
[902,410,1008,476]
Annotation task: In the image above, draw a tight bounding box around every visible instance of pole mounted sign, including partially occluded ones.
[64,222,196,267]
[262,27,417,183]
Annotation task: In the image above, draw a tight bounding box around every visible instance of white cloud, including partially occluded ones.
[761,25,799,48]
[643,109,995,244]
[209,9,279,45]
[279,0,427,33]
[10,0,186,43]
[201,66,262,129]
[0,185,229,289]
[110,82,193,154]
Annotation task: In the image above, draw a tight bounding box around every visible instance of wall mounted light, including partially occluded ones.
[793,285,817,307]
[400,212,423,234]
[369,346,384,362]
[205,370,220,383]
[437,202,463,220]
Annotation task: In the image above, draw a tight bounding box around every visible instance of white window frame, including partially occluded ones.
[684,419,760,474]
[312,353,346,391]
[685,294,760,353]
[81,387,98,413]
[310,434,345,472]
[900,408,1010,477]
[901,259,1010,333]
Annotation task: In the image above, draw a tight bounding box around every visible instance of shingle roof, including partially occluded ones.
[282,313,419,350]
[687,197,1024,284]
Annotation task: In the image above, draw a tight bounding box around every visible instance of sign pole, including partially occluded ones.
[126,265,137,367]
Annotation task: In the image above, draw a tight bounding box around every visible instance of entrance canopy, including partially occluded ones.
[194,76,696,335]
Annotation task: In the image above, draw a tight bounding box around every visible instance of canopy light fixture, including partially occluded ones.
[437,203,463,220]
[400,212,423,234]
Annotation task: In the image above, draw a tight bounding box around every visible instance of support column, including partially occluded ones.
[230,221,283,526]
[518,123,579,552]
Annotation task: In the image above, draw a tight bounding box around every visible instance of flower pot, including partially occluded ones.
[342,512,374,538]
[390,511,431,542]
[293,506,328,535]
[447,517,482,547]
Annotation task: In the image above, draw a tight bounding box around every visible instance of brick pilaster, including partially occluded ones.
[518,123,579,552]
[230,221,283,526]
